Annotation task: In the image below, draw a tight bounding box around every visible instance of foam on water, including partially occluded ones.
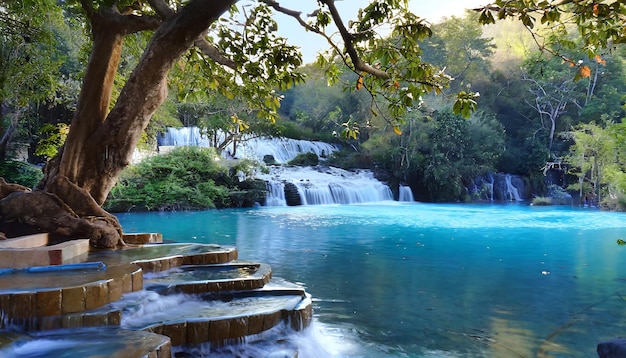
[1,339,77,357]
[115,290,305,329]
[172,320,396,358]
[259,166,393,206]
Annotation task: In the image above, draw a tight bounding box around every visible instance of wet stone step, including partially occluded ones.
[0,262,142,324]
[113,286,313,346]
[143,262,272,294]
[0,235,315,356]
[87,243,238,273]
[0,327,171,357]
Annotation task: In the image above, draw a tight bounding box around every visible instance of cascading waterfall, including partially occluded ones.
[157,127,338,163]
[470,173,525,201]
[158,127,212,147]
[265,181,287,206]
[157,127,396,206]
[504,174,523,201]
[241,137,337,164]
[260,166,393,206]
[399,185,415,202]
[486,173,494,201]
[296,181,393,205]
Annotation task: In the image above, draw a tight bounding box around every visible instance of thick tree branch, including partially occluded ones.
[119,13,163,34]
[79,0,95,18]
[259,0,340,52]
[262,0,388,78]
[147,0,237,69]
[320,0,389,79]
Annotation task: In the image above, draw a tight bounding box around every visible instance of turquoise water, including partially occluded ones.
[117,203,626,357]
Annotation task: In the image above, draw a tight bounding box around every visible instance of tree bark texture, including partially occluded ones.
[1,0,236,248]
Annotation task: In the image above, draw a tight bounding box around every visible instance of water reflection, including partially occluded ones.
[117,203,626,357]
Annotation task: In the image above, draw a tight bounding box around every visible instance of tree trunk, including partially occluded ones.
[0,107,21,161]
[0,0,235,248]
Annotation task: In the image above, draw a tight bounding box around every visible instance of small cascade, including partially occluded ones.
[265,181,287,206]
[157,127,338,164]
[468,173,494,201]
[398,185,415,202]
[241,137,338,164]
[296,181,392,205]
[158,127,212,147]
[471,173,524,201]
[260,166,393,206]
[486,173,494,201]
[504,174,523,201]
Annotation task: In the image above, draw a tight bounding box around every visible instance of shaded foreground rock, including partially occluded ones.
[0,234,313,356]
[598,338,626,358]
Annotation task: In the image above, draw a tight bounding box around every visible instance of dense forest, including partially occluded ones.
[279,14,626,206]
[1,4,625,215]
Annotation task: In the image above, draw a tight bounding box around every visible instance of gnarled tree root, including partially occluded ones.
[0,189,124,248]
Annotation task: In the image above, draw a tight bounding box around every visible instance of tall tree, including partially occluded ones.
[565,121,618,204]
[0,0,67,160]
[422,12,495,95]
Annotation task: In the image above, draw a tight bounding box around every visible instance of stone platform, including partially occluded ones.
[0,233,313,357]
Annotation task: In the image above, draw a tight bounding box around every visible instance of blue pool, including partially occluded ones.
[117,203,626,357]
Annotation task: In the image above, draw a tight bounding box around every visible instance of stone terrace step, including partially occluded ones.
[0,327,171,358]
[87,243,238,273]
[4,287,314,347]
[0,236,314,354]
[0,236,90,268]
[116,287,313,347]
[143,262,272,294]
[0,262,142,325]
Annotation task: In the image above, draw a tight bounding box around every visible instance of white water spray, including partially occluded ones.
[504,174,522,201]
[259,166,393,206]
[398,185,415,202]
[158,127,338,164]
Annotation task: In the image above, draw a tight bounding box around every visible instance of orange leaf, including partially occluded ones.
[393,126,402,136]
[394,81,400,89]
[579,65,591,78]
[356,76,363,90]
[595,55,606,65]
[593,4,598,16]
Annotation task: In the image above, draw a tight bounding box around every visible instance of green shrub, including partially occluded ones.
[327,150,374,170]
[531,196,552,206]
[601,195,626,212]
[287,152,319,166]
[0,160,43,188]
[104,147,238,212]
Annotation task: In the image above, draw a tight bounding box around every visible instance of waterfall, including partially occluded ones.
[504,174,523,201]
[260,166,393,206]
[157,127,338,163]
[399,185,415,202]
[240,137,338,164]
[265,181,287,206]
[468,173,494,201]
[157,127,393,206]
[158,127,212,147]
[471,173,525,201]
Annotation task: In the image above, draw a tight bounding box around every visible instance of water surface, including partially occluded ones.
[117,203,626,357]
